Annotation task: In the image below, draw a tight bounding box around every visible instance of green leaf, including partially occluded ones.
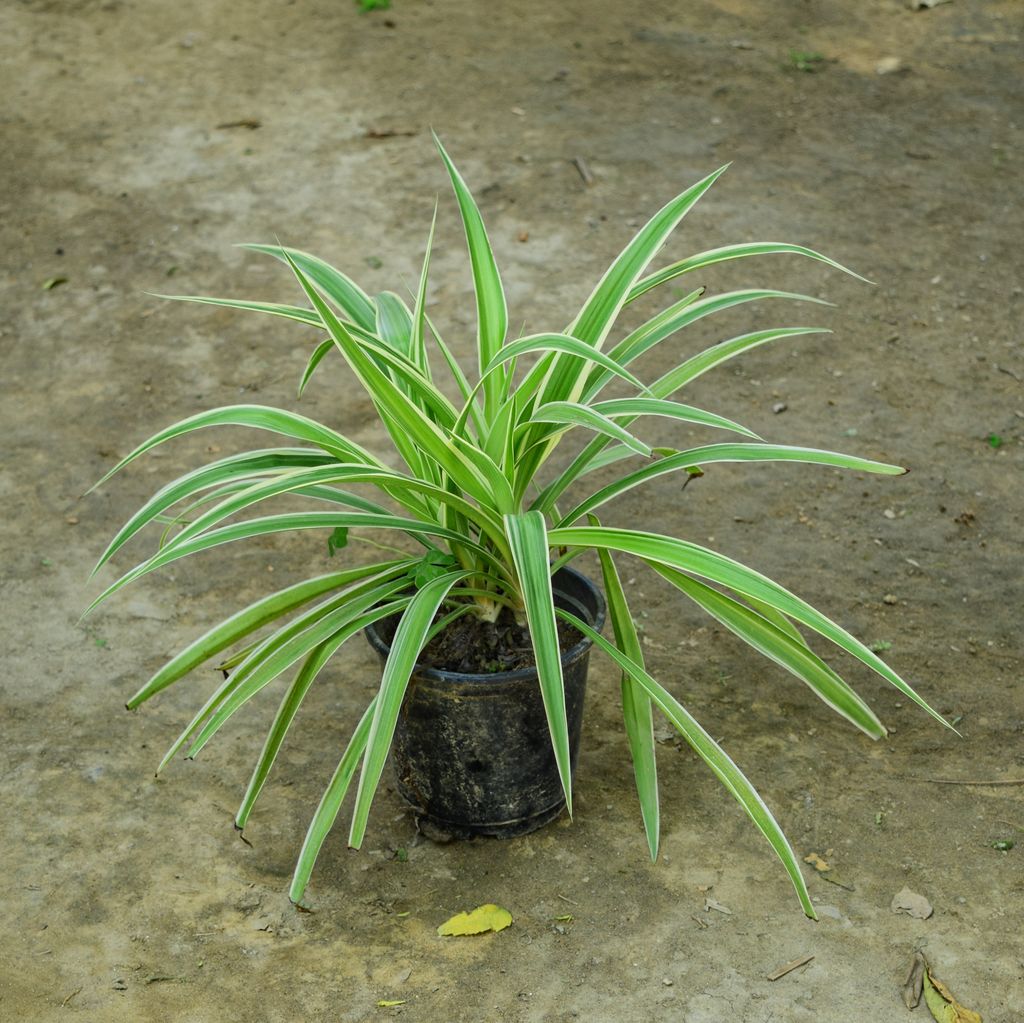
[628,241,870,303]
[527,402,652,458]
[536,328,834,514]
[581,287,705,400]
[348,570,470,847]
[548,524,949,730]
[154,293,323,328]
[298,338,335,396]
[503,512,573,813]
[143,459,508,568]
[374,291,414,359]
[87,510,496,616]
[413,549,460,588]
[595,541,660,860]
[590,397,761,440]
[93,448,336,573]
[424,313,480,423]
[557,608,816,919]
[186,586,411,762]
[154,466,402,554]
[127,562,407,708]
[434,133,508,417]
[448,434,517,516]
[290,698,376,903]
[651,327,832,397]
[409,205,438,376]
[592,290,831,399]
[483,332,651,396]
[482,394,517,467]
[235,617,390,830]
[568,165,729,350]
[152,569,414,772]
[742,594,810,649]
[648,563,885,738]
[283,251,499,508]
[515,167,728,482]
[88,405,379,495]
[239,243,377,331]
[327,526,349,557]
[557,442,906,526]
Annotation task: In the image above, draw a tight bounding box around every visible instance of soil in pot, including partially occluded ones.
[364,566,605,840]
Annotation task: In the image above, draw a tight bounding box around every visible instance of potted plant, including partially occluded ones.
[87,136,947,916]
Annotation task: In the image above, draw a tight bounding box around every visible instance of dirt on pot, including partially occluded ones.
[1,1,1021,1021]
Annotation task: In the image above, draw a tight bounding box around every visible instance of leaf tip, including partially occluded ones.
[288,891,314,912]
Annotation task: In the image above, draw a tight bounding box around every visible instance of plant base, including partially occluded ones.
[364,566,605,839]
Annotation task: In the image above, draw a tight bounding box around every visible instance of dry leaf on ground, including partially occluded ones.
[891,886,933,919]
[437,903,513,937]
[804,851,855,889]
[923,966,982,1022]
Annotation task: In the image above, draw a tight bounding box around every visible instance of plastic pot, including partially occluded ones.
[364,565,606,839]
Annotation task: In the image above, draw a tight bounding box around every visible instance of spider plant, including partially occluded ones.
[87,134,947,914]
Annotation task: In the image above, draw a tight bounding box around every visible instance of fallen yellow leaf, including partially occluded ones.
[923,967,982,1023]
[436,903,513,937]
[377,1000,406,1008]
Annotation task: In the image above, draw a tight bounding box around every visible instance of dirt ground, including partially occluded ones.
[2,0,1022,1020]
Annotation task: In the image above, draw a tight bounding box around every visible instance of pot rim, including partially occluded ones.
[364,563,606,685]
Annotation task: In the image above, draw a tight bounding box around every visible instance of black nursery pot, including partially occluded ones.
[364,566,606,839]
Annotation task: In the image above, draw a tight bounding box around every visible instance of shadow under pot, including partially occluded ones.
[364,565,606,840]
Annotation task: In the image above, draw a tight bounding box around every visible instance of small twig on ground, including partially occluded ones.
[215,119,261,130]
[819,873,855,892]
[766,953,815,981]
[365,127,416,139]
[921,778,1024,786]
[572,156,595,187]
[61,987,83,1007]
